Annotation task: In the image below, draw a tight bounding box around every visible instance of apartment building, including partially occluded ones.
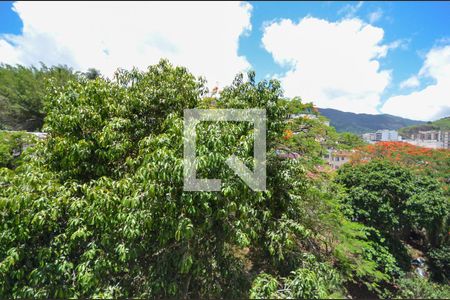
[362,129,400,143]
[405,130,450,149]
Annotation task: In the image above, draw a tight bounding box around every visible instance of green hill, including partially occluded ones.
[318,108,424,134]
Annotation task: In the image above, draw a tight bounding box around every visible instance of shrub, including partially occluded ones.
[394,276,450,299]
[249,254,343,299]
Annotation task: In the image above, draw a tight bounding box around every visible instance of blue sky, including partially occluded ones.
[0,1,449,120]
[244,2,446,85]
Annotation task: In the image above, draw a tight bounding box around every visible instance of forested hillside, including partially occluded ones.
[318,108,424,134]
[0,61,448,299]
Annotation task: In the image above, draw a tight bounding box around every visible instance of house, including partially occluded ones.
[324,149,354,169]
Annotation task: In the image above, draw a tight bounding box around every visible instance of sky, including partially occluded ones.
[0,1,449,121]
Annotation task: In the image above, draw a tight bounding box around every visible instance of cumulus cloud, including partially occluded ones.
[0,1,252,86]
[399,75,420,89]
[381,45,450,121]
[262,17,391,113]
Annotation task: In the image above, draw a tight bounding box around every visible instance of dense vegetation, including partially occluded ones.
[337,161,448,260]
[319,108,424,134]
[0,61,448,298]
[0,64,82,131]
[280,98,366,158]
[0,130,36,169]
[352,141,450,184]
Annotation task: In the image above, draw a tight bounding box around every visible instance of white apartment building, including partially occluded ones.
[362,132,377,143]
[404,130,450,149]
[362,130,400,143]
[376,130,399,141]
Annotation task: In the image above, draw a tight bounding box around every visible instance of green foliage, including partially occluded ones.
[280,99,364,165]
[43,60,203,182]
[2,61,334,298]
[283,116,334,165]
[0,64,79,131]
[280,97,342,166]
[332,220,399,294]
[279,97,317,115]
[249,254,343,299]
[1,60,442,299]
[336,132,366,150]
[336,160,449,245]
[354,142,450,186]
[394,276,450,299]
[336,159,449,290]
[428,245,450,283]
[0,130,35,169]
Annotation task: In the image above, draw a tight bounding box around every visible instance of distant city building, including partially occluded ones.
[377,130,399,141]
[444,131,450,149]
[361,128,450,149]
[362,130,400,143]
[404,130,450,149]
[362,132,377,143]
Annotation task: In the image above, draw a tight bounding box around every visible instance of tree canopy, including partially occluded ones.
[0,64,79,131]
[0,60,448,298]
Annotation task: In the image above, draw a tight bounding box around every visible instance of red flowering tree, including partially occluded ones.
[350,142,450,183]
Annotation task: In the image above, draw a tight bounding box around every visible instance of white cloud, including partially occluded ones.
[368,8,383,24]
[0,1,252,87]
[399,75,420,89]
[338,2,364,18]
[387,39,409,51]
[0,40,20,64]
[381,45,450,121]
[262,17,391,113]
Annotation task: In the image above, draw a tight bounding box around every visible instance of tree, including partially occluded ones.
[84,68,101,80]
[279,97,339,167]
[0,61,400,298]
[352,141,450,184]
[0,131,35,169]
[336,160,449,248]
[249,254,343,299]
[428,245,450,283]
[336,132,365,150]
[0,64,79,131]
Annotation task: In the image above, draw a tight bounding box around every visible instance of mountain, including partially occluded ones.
[398,116,450,137]
[318,108,424,134]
